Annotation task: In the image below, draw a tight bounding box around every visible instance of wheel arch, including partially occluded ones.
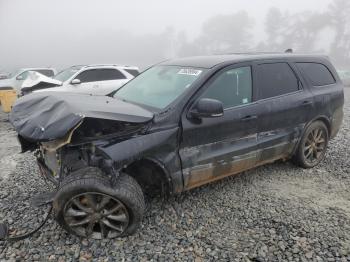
[311,115,331,136]
[292,117,330,168]
[122,157,174,197]
[94,127,181,196]
[292,115,331,156]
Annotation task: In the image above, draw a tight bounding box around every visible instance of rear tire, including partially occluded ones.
[294,121,329,168]
[53,167,145,239]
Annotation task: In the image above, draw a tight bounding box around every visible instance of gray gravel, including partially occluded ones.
[0,89,350,261]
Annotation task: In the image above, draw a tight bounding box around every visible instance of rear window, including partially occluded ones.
[257,63,300,99]
[124,69,139,77]
[297,63,336,86]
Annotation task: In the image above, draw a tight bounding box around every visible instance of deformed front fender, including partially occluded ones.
[95,127,184,193]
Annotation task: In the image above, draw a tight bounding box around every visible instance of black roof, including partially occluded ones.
[161,53,329,69]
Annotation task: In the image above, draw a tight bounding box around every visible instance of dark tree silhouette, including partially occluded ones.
[263,8,329,53]
[175,2,349,69]
[176,11,254,56]
[265,8,290,51]
[328,0,350,67]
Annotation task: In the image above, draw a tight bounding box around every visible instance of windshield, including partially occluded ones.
[114,65,206,109]
[53,66,82,82]
[8,70,21,78]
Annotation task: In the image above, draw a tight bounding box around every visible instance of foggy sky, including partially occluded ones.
[0,0,333,71]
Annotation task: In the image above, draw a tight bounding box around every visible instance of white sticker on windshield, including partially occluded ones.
[178,68,202,76]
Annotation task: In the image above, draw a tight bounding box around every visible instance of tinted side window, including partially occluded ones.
[76,69,126,83]
[76,70,99,83]
[95,69,126,81]
[297,63,335,86]
[257,63,299,99]
[124,69,139,77]
[200,67,252,109]
[36,69,54,77]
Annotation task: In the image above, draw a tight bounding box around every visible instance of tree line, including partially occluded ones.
[167,0,350,69]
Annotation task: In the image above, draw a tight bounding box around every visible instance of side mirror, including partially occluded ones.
[16,75,24,80]
[189,98,224,119]
[71,79,81,85]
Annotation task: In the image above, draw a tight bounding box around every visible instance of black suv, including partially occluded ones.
[10,54,344,239]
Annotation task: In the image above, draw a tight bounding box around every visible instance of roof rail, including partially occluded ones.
[83,64,137,68]
[217,50,294,55]
[70,65,86,68]
[217,51,284,55]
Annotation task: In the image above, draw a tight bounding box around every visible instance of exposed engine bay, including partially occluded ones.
[35,118,148,184]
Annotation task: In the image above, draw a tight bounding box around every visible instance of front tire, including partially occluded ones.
[53,167,145,239]
[294,121,329,168]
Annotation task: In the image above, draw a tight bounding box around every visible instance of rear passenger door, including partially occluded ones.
[254,61,314,164]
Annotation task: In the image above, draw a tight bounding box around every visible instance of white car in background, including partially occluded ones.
[22,64,139,96]
[0,72,9,80]
[0,68,56,91]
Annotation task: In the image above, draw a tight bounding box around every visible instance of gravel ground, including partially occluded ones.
[0,89,349,262]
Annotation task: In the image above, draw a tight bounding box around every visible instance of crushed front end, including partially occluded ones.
[24,117,148,186]
[7,91,154,239]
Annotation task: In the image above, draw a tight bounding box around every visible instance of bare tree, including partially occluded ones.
[286,11,329,52]
[176,11,254,56]
[264,8,328,53]
[265,8,291,51]
[328,0,350,67]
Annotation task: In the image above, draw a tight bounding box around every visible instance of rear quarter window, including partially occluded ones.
[297,63,336,86]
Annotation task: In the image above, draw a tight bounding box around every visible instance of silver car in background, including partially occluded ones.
[0,68,56,92]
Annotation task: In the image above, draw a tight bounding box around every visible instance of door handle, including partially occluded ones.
[302,100,313,106]
[240,115,257,122]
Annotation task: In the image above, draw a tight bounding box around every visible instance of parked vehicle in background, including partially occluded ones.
[0,72,9,80]
[25,64,139,96]
[0,68,56,92]
[10,53,343,239]
[20,71,63,96]
[337,69,350,87]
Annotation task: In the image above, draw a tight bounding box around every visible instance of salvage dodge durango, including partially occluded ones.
[10,54,344,239]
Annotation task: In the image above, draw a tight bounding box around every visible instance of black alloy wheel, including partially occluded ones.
[294,121,329,168]
[63,192,129,239]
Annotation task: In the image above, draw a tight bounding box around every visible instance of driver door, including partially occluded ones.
[179,64,260,190]
[72,69,129,95]
[71,69,100,94]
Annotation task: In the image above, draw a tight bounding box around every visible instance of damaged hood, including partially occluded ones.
[20,71,62,93]
[10,91,154,141]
